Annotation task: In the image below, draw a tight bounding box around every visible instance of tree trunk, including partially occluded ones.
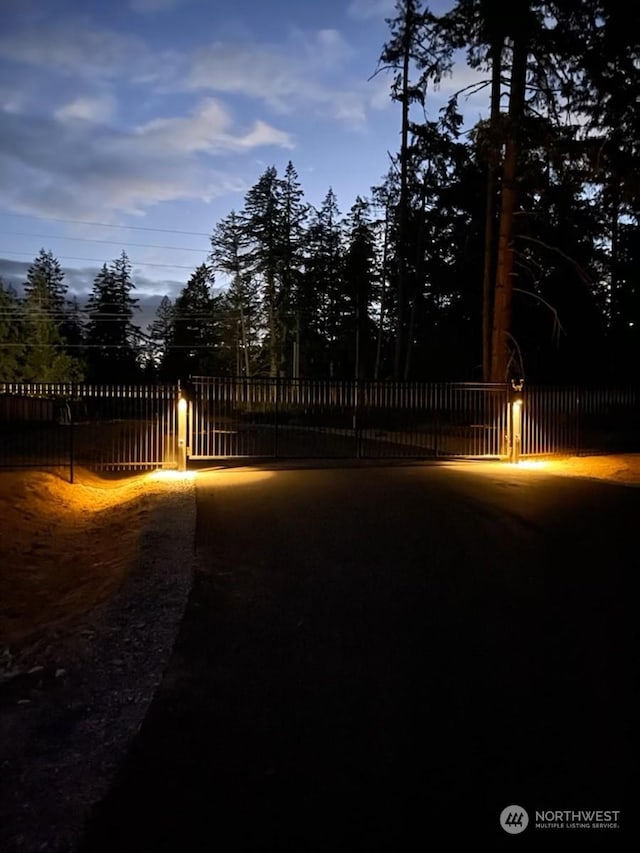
[294,311,301,378]
[375,206,390,380]
[393,2,413,380]
[482,38,503,381]
[267,272,278,377]
[238,286,250,377]
[610,185,619,331]
[490,32,527,383]
[404,172,428,380]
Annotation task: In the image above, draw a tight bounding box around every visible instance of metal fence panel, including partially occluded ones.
[0,383,179,474]
[3,380,639,472]
[520,387,640,457]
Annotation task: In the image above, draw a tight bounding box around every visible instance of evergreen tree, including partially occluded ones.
[210,211,261,376]
[164,264,219,379]
[342,197,376,379]
[85,253,141,382]
[302,188,344,376]
[60,294,86,368]
[24,249,67,315]
[20,271,83,382]
[146,295,174,378]
[377,0,454,378]
[243,166,284,376]
[0,279,24,381]
[278,161,309,377]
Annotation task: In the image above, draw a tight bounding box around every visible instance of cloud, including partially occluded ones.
[232,120,295,150]
[347,0,395,21]
[186,30,368,127]
[0,99,293,220]
[300,28,354,67]
[0,24,142,78]
[0,20,182,87]
[1,19,370,128]
[187,42,304,105]
[134,98,294,154]
[54,94,116,123]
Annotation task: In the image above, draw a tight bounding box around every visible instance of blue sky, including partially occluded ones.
[0,0,487,324]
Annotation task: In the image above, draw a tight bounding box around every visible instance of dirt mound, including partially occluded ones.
[0,468,153,651]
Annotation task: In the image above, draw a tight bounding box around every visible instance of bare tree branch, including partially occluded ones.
[505,331,526,381]
[514,287,566,346]
[517,235,593,286]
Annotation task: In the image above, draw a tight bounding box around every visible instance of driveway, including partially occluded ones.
[80,461,636,849]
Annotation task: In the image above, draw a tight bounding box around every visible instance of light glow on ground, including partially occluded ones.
[194,468,275,488]
[442,455,640,485]
[511,459,552,469]
[147,469,197,482]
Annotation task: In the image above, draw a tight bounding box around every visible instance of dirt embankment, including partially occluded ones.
[0,467,195,853]
[0,469,152,653]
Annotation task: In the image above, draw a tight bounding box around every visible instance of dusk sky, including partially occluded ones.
[0,0,486,324]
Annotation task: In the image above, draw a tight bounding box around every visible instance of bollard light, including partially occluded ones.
[177,396,188,471]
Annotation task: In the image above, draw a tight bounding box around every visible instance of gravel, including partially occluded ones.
[0,478,196,853]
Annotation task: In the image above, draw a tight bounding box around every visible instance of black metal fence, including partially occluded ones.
[521,386,640,457]
[2,380,639,478]
[0,383,179,480]
[187,377,510,460]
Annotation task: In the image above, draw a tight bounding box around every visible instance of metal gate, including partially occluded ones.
[187,377,509,461]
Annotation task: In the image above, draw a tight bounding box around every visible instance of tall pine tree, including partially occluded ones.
[164,264,219,379]
[85,252,141,382]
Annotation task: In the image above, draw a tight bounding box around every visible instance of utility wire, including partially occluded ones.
[0,250,196,270]
[0,342,224,349]
[1,231,210,254]
[0,211,211,238]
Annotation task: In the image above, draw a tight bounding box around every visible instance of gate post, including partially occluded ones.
[509,380,523,463]
[177,393,187,471]
[354,379,361,459]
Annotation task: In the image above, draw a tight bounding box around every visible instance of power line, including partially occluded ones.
[0,342,225,349]
[0,211,211,238]
[2,231,210,254]
[0,250,197,271]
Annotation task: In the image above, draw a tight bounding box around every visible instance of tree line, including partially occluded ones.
[1,0,639,385]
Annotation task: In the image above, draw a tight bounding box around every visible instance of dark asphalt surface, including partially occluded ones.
[80,462,637,850]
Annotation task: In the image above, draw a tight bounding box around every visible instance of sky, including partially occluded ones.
[0,0,488,327]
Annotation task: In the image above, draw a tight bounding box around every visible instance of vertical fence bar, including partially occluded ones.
[274,376,279,458]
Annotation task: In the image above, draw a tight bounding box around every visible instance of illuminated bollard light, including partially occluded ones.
[177,396,187,472]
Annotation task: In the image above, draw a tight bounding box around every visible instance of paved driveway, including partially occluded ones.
[80,462,636,849]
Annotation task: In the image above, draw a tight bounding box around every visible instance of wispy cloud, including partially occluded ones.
[0,20,370,128]
[135,98,294,154]
[186,29,369,127]
[0,23,143,78]
[54,94,117,123]
[347,0,395,21]
[0,21,182,87]
[0,98,292,219]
